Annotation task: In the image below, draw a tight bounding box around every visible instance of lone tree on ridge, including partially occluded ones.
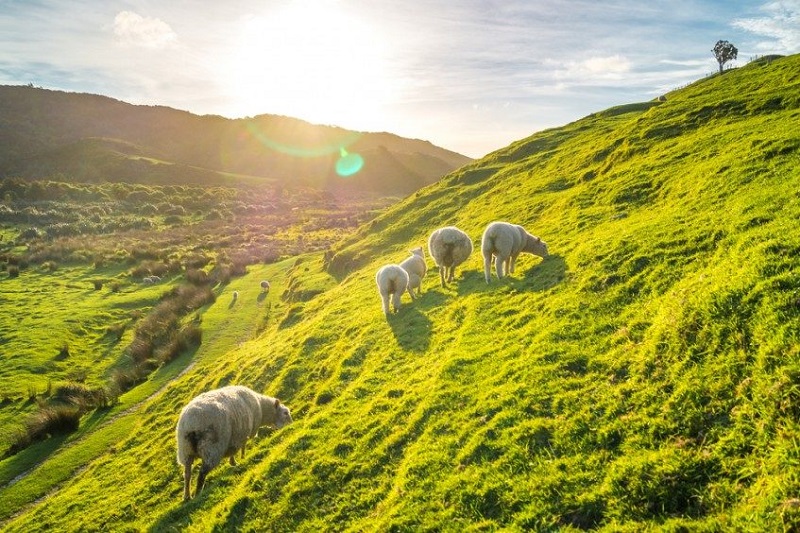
[712,40,738,73]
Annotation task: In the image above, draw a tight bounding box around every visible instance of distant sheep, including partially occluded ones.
[176,385,292,501]
[428,226,473,286]
[399,247,427,299]
[260,280,270,293]
[481,221,548,283]
[375,264,409,314]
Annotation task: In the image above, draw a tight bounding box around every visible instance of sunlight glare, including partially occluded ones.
[224,1,393,131]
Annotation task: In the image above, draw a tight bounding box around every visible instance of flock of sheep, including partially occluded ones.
[174,222,547,501]
[376,221,549,314]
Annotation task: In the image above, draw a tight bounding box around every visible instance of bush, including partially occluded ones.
[5,405,81,457]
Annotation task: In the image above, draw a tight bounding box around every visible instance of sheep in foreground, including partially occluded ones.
[375,264,409,314]
[481,221,548,283]
[399,247,427,299]
[428,226,473,286]
[176,385,292,501]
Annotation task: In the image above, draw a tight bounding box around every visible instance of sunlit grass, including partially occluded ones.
[1,54,799,531]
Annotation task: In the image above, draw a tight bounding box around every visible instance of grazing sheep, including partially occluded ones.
[260,280,270,293]
[232,290,239,301]
[481,221,548,283]
[143,276,154,284]
[375,264,409,314]
[399,247,427,299]
[176,385,292,501]
[428,226,473,286]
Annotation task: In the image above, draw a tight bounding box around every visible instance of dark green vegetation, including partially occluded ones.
[1,54,800,531]
[0,85,471,194]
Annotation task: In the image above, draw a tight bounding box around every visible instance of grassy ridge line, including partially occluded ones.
[0,262,287,524]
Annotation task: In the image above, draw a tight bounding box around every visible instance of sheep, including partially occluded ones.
[176,385,292,501]
[399,247,427,299]
[375,264,409,314]
[260,280,270,293]
[481,221,548,283]
[428,226,473,286]
[143,276,154,284]
[232,290,239,301]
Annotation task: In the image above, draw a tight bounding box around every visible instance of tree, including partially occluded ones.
[712,40,738,73]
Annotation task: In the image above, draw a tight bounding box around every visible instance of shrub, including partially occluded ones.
[6,405,81,457]
[92,279,104,290]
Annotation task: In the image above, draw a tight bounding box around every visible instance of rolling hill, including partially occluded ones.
[0,86,471,194]
[1,54,800,531]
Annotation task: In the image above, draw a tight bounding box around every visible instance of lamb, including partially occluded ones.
[175,385,292,501]
[375,264,409,314]
[481,221,549,283]
[232,290,239,301]
[428,226,473,286]
[260,280,270,293]
[398,247,427,299]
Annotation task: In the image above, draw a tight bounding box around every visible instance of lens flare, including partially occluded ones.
[335,148,364,177]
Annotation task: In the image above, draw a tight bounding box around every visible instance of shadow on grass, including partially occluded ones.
[257,292,268,303]
[386,290,445,354]
[456,255,567,294]
[522,254,567,292]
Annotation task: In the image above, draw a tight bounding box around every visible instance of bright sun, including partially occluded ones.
[224,1,393,129]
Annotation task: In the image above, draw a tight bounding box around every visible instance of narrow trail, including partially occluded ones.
[1,361,196,524]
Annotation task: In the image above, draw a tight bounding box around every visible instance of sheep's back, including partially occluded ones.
[376,264,409,293]
[429,227,472,267]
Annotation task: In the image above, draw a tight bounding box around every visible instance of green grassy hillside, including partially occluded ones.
[2,54,800,531]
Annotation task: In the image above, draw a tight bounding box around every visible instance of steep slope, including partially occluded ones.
[2,54,800,531]
[0,87,471,194]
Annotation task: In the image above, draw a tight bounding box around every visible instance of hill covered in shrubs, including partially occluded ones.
[0,86,471,194]
[1,54,800,530]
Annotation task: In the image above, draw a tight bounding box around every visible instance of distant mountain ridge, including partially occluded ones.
[0,86,471,193]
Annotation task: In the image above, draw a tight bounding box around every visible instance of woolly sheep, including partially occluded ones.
[260,280,270,292]
[428,226,473,286]
[232,290,239,301]
[481,221,549,283]
[375,264,409,314]
[176,385,292,501]
[399,247,427,299]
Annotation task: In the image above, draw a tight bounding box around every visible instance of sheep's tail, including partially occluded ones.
[442,241,455,265]
[183,430,202,457]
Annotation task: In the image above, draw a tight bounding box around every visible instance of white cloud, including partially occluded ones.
[733,1,800,53]
[113,11,177,49]
[551,55,633,84]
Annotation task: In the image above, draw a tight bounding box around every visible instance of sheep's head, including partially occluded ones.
[273,399,293,429]
[525,235,549,258]
[410,246,424,259]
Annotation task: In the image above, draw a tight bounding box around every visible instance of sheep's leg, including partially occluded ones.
[229,455,237,466]
[496,255,506,279]
[195,463,211,498]
[483,253,493,283]
[381,293,390,314]
[183,460,193,501]
[509,253,518,274]
[447,267,455,283]
[439,268,447,287]
[241,441,247,459]
[391,291,402,313]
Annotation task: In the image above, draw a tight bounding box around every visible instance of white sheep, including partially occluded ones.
[399,247,427,299]
[428,226,473,286]
[260,280,270,293]
[175,385,292,501]
[143,276,154,284]
[232,290,239,301]
[481,221,548,283]
[375,264,409,314]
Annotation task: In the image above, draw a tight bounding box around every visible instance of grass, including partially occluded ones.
[1,54,800,531]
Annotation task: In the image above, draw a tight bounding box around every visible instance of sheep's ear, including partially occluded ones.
[275,399,281,407]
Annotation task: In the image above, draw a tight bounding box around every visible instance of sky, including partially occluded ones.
[0,1,798,158]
